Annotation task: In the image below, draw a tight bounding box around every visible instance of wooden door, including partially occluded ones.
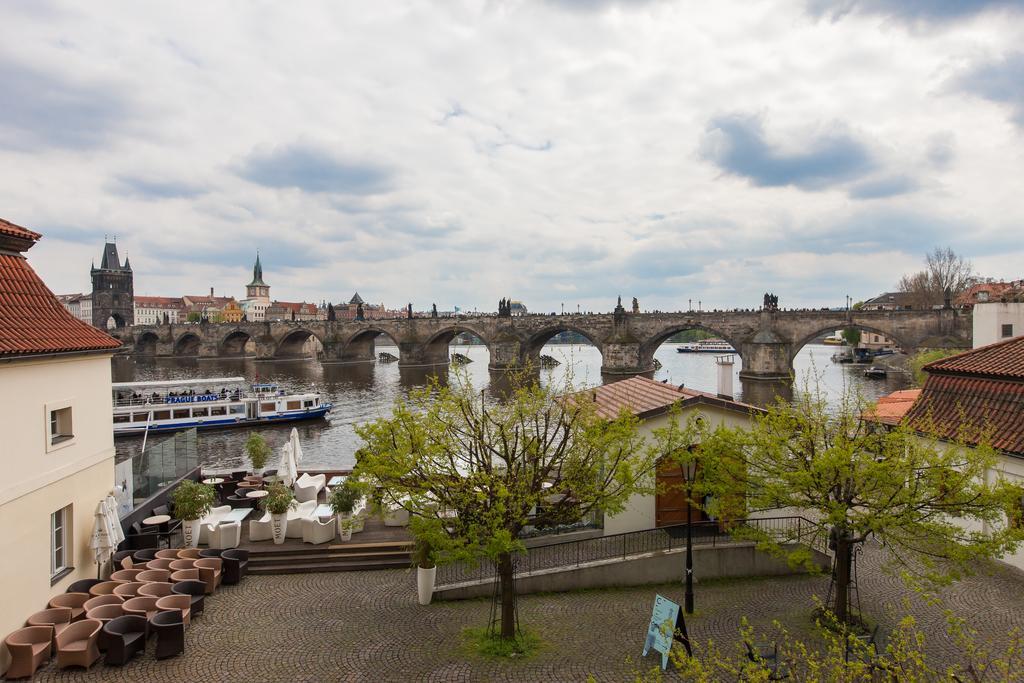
[655,459,704,527]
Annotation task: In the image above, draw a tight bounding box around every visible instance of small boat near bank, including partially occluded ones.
[864,366,888,378]
[677,338,737,353]
[112,376,332,436]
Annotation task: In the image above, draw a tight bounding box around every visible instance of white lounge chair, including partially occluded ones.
[208,520,241,549]
[249,512,273,542]
[293,473,326,503]
[302,515,336,544]
[198,505,231,545]
[286,500,317,538]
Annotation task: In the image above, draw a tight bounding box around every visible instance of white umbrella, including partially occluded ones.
[104,494,125,547]
[278,442,297,487]
[89,502,114,578]
[289,428,303,467]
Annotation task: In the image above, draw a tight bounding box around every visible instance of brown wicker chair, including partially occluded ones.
[48,592,90,621]
[83,603,124,652]
[155,594,192,626]
[170,568,200,583]
[138,582,175,598]
[3,626,52,679]
[113,582,147,599]
[82,594,123,612]
[122,596,160,621]
[168,559,195,572]
[193,558,223,593]
[155,548,180,560]
[145,557,175,571]
[177,547,202,560]
[137,568,172,583]
[88,581,123,597]
[26,607,74,643]
[110,568,145,582]
[54,619,101,670]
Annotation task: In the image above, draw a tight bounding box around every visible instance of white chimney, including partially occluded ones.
[715,354,735,399]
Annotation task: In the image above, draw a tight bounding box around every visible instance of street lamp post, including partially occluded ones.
[683,459,698,614]
[561,302,564,316]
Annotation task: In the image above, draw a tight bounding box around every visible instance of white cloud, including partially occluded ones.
[2,0,1022,314]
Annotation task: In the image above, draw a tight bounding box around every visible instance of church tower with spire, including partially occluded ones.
[90,241,134,329]
[242,253,271,321]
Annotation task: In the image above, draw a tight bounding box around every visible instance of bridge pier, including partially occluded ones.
[397,341,450,368]
[738,337,794,381]
[600,342,653,376]
[320,339,375,364]
[487,339,523,371]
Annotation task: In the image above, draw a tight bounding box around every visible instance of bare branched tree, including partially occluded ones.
[898,247,977,308]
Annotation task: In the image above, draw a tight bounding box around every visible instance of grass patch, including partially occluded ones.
[461,626,545,660]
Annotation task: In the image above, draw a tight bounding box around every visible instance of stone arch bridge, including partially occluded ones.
[111,308,971,380]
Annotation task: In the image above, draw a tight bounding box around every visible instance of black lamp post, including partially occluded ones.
[683,459,698,614]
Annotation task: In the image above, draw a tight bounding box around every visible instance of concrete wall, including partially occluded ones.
[435,542,829,600]
[603,404,758,536]
[0,353,115,673]
[973,302,1024,348]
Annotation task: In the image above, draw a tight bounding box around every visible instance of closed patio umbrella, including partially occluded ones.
[289,428,303,467]
[90,502,114,578]
[278,442,297,487]
[104,494,125,547]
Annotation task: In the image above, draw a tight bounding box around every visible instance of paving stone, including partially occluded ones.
[31,542,1024,682]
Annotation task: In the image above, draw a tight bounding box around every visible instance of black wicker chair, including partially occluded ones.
[67,579,104,594]
[103,615,147,666]
[231,470,248,481]
[112,550,135,569]
[221,549,250,585]
[198,548,225,559]
[225,494,256,509]
[150,610,185,660]
[171,580,207,615]
[132,548,158,564]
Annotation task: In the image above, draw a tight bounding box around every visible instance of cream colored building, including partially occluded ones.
[583,376,765,536]
[0,219,121,674]
[973,301,1024,348]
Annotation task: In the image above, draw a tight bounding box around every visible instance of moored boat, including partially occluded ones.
[677,338,737,353]
[864,366,887,378]
[112,377,331,436]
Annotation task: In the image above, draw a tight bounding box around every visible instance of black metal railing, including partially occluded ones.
[435,515,819,587]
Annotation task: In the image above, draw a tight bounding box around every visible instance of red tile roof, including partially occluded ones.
[864,389,921,426]
[0,217,41,241]
[578,375,763,420]
[904,374,1024,456]
[923,335,1024,379]
[0,246,122,358]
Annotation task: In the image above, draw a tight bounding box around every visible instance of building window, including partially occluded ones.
[47,402,74,450]
[1003,324,1014,338]
[51,505,72,579]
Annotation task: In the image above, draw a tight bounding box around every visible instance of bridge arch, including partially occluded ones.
[341,327,403,364]
[274,327,324,359]
[174,332,201,357]
[134,331,159,356]
[522,325,604,367]
[639,324,744,370]
[423,325,490,365]
[789,323,915,362]
[219,329,254,357]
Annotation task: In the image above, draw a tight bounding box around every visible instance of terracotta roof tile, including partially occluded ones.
[904,374,1024,456]
[0,217,42,241]
[0,237,122,357]
[923,335,1024,379]
[864,389,921,426]
[578,375,762,420]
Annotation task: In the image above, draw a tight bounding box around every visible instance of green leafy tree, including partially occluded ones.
[186,311,202,323]
[245,432,271,474]
[696,390,1022,624]
[842,327,862,346]
[909,348,963,386]
[354,373,658,640]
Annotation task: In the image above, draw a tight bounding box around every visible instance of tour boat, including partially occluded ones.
[111,377,332,436]
[676,339,737,353]
[822,334,845,345]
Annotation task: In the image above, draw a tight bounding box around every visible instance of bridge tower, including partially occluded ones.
[91,241,133,329]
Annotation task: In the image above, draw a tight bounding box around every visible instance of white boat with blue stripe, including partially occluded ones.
[111,377,332,437]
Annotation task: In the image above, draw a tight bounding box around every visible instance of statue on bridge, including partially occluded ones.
[407,303,413,319]
[498,298,512,317]
[614,296,625,316]
[431,303,438,318]
[327,303,336,322]
[163,311,169,325]
[355,302,364,321]
[763,292,779,311]
[632,297,640,314]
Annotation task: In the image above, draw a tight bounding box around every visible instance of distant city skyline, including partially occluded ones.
[2,1,1023,312]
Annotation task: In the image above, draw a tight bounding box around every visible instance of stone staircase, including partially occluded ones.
[248,540,413,575]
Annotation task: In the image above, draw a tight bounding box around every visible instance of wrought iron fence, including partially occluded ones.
[436,515,818,587]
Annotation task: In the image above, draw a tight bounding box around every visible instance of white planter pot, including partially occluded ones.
[417,566,436,605]
[337,513,353,542]
[182,519,201,548]
[270,513,288,545]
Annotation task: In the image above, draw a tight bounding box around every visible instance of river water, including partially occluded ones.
[112,343,909,471]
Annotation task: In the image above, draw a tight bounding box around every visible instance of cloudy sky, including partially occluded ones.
[3,0,1023,313]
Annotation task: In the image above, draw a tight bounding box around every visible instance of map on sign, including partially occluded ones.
[642,594,682,670]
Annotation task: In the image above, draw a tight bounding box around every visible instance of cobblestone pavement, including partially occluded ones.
[30,543,1024,682]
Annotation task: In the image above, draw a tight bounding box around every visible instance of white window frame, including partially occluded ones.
[51,505,72,578]
[45,399,75,452]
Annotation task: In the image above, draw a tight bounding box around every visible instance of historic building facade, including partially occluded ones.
[241,254,271,322]
[90,242,134,329]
